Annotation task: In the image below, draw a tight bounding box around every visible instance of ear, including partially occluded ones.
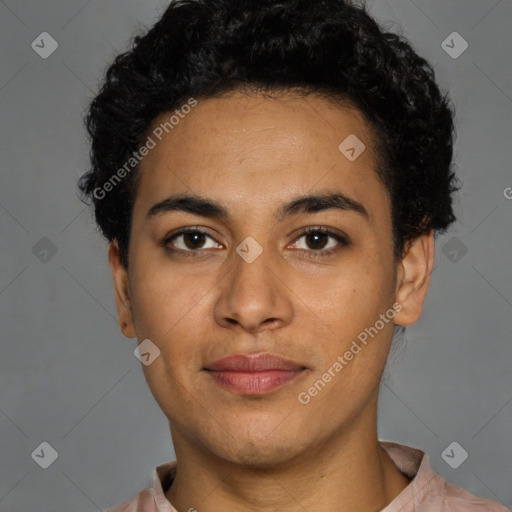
[108,241,136,338]
[393,230,435,326]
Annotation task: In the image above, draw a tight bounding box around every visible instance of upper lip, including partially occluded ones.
[205,352,305,372]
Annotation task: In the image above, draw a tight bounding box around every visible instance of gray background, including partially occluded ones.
[0,0,511,510]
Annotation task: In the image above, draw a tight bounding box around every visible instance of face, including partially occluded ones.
[109,91,433,467]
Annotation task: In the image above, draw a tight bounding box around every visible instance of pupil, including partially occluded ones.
[308,233,326,250]
[185,233,204,249]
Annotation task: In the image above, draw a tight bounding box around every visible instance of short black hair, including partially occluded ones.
[78,0,459,269]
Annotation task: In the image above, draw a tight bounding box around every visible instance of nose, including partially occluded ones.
[213,244,293,334]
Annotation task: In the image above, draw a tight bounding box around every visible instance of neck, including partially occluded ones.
[165,399,410,512]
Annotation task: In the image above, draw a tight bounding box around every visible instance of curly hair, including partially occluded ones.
[78,0,459,269]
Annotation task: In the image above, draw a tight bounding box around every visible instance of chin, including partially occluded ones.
[204,419,310,469]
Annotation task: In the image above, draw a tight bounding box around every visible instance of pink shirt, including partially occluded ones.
[108,441,509,511]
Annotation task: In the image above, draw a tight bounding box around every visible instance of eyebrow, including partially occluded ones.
[146,191,369,221]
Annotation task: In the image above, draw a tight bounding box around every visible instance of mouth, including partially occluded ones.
[203,352,308,396]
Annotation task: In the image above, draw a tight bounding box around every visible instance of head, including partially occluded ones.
[78,0,458,466]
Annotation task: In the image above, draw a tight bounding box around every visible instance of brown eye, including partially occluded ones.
[303,232,330,250]
[181,232,207,250]
[292,228,348,254]
[164,229,221,253]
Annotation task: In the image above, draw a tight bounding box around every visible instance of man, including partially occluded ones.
[78,0,508,510]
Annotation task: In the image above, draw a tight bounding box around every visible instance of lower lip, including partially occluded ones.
[206,369,304,395]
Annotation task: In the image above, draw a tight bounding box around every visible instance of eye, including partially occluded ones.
[290,227,349,258]
[164,228,222,255]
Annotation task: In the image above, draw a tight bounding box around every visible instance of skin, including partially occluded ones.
[109,90,435,512]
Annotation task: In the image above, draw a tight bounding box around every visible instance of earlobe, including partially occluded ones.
[108,241,137,338]
[394,231,435,326]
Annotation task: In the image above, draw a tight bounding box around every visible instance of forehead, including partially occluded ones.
[133,91,389,222]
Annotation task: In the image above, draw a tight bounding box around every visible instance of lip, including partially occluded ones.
[204,353,307,395]
[206,353,305,372]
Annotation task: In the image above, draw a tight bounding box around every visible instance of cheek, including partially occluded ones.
[128,250,208,337]
[307,258,394,347]
[128,260,213,386]
[317,255,389,306]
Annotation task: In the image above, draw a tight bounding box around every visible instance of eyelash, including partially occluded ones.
[162,226,349,260]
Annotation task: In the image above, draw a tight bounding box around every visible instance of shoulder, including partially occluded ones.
[106,461,177,512]
[379,441,509,512]
[436,478,510,512]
